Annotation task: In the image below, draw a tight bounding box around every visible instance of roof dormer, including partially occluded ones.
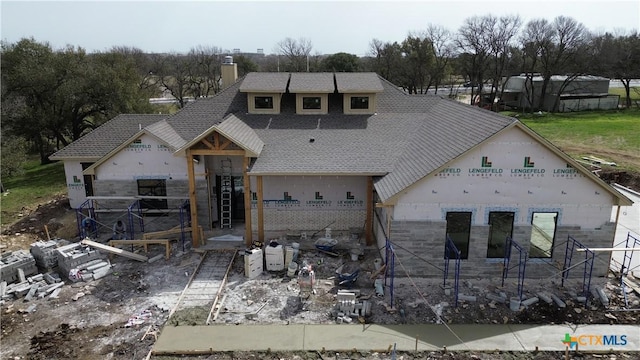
[289,73,334,115]
[240,73,290,114]
[335,73,383,115]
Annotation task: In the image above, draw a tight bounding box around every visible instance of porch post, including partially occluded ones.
[257,176,264,243]
[187,149,200,247]
[243,156,252,246]
[366,176,374,245]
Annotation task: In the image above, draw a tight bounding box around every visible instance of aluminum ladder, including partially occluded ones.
[220,159,232,229]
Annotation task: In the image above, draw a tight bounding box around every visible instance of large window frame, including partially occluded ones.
[529,212,558,258]
[445,212,472,259]
[137,179,168,210]
[486,211,515,258]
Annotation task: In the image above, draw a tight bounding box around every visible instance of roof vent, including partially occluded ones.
[309,138,315,143]
[223,56,233,64]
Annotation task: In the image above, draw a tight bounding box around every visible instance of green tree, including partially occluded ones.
[2,38,153,163]
[234,55,259,76]
[400,34,435,94]
[368,39,404,85]
[0,134,28,179]
[320,52,360,72]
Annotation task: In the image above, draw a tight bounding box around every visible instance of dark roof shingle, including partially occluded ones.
[49,114,166,160]
[335,72,384,93]
[288,73,335,93]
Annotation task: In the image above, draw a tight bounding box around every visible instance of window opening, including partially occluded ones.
[350,96,369,109]
[487,211,514,258]
[529,212,557,258]
[445,212,471,259]
[302,96,322,109]
[255,96,273,109]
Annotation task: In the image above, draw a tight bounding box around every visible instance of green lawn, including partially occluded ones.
[0,159,66,226]
[516,109,640,171]
[608,86,640,101]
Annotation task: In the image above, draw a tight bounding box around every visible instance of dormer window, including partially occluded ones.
[350,96,369,110]
[240,73,289,114]
[343,94,376,114]
[302,96,322,110]
[255,96,273,109]
[335,73,383,114]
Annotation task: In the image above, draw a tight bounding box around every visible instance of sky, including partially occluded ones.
[2,0,639,56]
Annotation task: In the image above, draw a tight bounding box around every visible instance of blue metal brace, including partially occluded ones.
[502,236,528,300]
[384,238,396,309]
[562,235,595,304]
[76,199,97,239]
[444,235,461,307]
[127,199,144,240]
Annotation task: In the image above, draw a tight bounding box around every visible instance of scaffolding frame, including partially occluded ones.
[127,199,144,240]
[443,235,461,307]
[619,232,640,308]
[75,195,189,241]
[561,235,595,303]
[384,238,396,309]
[502,236,528,300]
[76,199,98,239]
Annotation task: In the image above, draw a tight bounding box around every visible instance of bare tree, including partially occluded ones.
[592,31,640,108]
[154,53,193,108]
[487,15,522,110]
[521,16,589,110]
[423,25,454,94]
[187,45,224,98]
[275,37,313,72]
[456,15,496,106]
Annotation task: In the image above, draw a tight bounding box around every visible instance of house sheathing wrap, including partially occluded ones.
[51,68,632,278]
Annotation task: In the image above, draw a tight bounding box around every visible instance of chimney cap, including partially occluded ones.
[223,55,233,64]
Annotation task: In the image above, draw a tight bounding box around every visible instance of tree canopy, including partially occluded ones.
[1,38,154,163]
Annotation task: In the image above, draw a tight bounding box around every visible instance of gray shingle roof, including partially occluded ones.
[213,114,264,157]
[335,73,384,93]
[145,119,187,150]
[373,99,514,201]
[239,72,290,93]
[288,73,335,93]
[49,114,167,160]
[53,72,519,203]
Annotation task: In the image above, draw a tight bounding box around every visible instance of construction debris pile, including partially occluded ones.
[0,239,113,304]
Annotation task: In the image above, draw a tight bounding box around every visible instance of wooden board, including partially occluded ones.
[143,227,194,240]
[81,239,148,262]
[108,239,175,259]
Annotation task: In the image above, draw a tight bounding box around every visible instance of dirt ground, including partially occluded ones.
[0,170,639,360]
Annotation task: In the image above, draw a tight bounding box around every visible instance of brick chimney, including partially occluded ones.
[221,56,238,90]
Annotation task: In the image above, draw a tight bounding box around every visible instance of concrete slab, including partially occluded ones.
[154,325,305,354]
[152,324,640,355]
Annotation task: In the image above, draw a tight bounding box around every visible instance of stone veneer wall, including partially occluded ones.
[388,220,615,279]
[250,209,366,233]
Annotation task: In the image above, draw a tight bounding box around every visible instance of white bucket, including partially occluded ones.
[287,262,298,277]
